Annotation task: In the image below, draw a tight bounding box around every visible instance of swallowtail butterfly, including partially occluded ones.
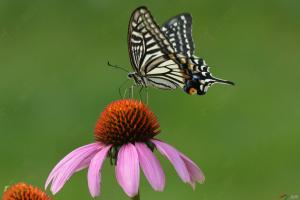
[127,6,234,95]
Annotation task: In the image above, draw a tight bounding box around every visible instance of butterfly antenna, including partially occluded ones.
[107,61,129,73]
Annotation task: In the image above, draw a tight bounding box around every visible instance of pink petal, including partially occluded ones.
[75,152,99,173]
[115,143,140,197]
[135,142,165,191]
[88,145,111,197]
[180,153,205,188]
[48,143,103,194]
[45,143,103,189]
[151,140,191,183]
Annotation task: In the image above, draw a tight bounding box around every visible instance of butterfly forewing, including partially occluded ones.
[128,7,186,89]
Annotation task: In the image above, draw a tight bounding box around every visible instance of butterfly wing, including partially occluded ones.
[161,13,205,71]
[162,13,234,95]
[128,6,187,89]
[161,13,195,57]
[128,8,146,73]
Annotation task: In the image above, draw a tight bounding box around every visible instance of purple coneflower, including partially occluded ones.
[3,182,51,200]
[45,99,205,199]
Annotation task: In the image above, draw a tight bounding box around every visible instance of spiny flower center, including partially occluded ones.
[94,99,160,146]
[2,182,51,200]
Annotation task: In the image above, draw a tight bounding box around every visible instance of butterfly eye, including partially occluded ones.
[188,87,197,95]
[128,73,134,78]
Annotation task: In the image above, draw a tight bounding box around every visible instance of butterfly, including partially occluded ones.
[127,6,234,95]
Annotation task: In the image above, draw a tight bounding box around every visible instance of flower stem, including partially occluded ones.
[131,192,140,200]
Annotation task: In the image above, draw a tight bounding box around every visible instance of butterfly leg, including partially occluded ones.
[118,88,122,98]
[137,86,149,104]
[118,79,130,99]
[130,85,134,98]
[140,87,149,104]
[138,86,143,101]
[146,87,149,105]
[122,87,128,99]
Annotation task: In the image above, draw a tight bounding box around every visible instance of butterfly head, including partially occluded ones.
[127,72,135,79]
[128,72,144,86]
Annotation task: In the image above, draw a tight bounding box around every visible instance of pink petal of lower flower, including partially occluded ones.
[75,152,98,173]
[115,143,140,197]
[180,153,205,187]
[151,139,191,183]
[88,145,111,197]
[49,144,101,194]
[45,143,103,189]
[135,142,165,191]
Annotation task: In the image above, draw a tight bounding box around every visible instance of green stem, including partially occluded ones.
[131,192,140,200]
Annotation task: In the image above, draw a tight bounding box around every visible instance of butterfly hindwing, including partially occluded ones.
[128,7,186,89]
[161,14,194,57]
[161,13,234,95]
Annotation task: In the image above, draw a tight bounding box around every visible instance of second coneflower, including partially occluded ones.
[45,99,205,198]
[3,182,51,200]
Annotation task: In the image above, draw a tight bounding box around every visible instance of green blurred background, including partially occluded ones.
[1,0,300,199]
